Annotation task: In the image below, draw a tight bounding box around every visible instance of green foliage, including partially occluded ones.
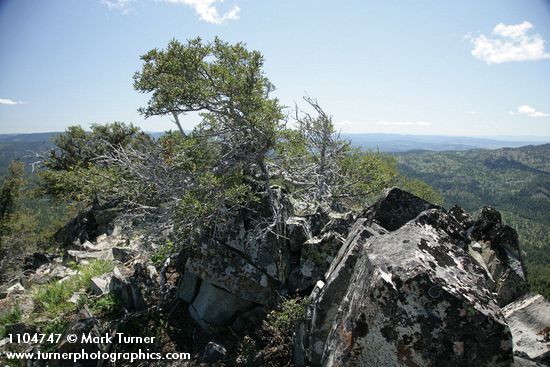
[151,240,176,266]
[32,260,114,316]
[0,160,79,278]
[39,122,145,203]
[135,37,283,173]
[0,306,22,338]
[338,149,400,206]
[0,161,24,241]
[266,297,307,335]
[237,296,307,367]
[88,294,123,317]
[275,98,439,210]
[397,177,444,205]
[44,123,143,171]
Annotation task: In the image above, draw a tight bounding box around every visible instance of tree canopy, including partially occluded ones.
[37,37,442,249]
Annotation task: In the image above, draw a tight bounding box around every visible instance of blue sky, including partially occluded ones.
[1,0,549,137]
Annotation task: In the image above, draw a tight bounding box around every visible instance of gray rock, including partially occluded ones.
[320,212,354,237]
[480,206,502,224]
[66,249,114,263]
[286,216,311,252]
[57,309,104,367]
[469,208,529,306]
[23,253,50,270]
[448,205,475,229]
[6,283,25,295]
[201,342,227,363]
[112,247,138,262]
[33,264,77,284]
[304,209,514,367]
[177,269,201,303]
[69,292,85,304]
[189,280,254,327]
[186,246,276,306]
[185,188,292,306]
[301,219,378,365]
[514,356,548,366]
[109,263,157,311]
[504,294,550,364]
[90,274,112,296]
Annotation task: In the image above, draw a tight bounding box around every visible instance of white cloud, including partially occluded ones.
[471,21,550,64]
[100,0,133,14]
[0,98,23,105]
[511,105,549,117]
[162,0,240,24]
[376,121,431,126]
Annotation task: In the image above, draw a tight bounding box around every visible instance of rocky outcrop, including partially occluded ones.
[0,182,544,367]
[178,188,357,327]
[297,218,380,365]
[183,188,291,310]
[504,294,550,364]
[467,207,529,306]
[298,208,515,366]
[188,280,254,327]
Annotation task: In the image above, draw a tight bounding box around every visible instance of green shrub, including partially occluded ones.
[266,297,307,335]
[151,240,175,266]
[89,294,122,316]
[0,306,22,338]
[236,297,307,367]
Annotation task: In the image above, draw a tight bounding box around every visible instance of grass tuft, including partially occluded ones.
[32,259,114,316]
[0,306,22,338]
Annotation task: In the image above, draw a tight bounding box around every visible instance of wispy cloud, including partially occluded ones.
[162,0,240,24]
[510,105,548,117]
[100,0,133,15]
[376,121,431,126]
[470,21,550,64]
[0,98,24,105]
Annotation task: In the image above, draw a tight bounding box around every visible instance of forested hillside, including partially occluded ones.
[397,144,550,298]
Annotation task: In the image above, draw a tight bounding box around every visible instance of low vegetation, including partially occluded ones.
[32,260,114,316]
[236,296,308,367]
[0,306,22,338]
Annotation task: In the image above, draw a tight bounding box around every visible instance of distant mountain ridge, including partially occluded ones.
[1,132,548,152]
[342,133,550,152]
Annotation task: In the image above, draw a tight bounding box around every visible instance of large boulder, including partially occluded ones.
[297,218,380,365]
[109,262,158,311]
[300,209,514,367]
[185,188,292,307]
[361,187,438,231]
[504,294,550,364]
[468,207,529,306]
[188,280,254,327]
[186,245,278,306]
